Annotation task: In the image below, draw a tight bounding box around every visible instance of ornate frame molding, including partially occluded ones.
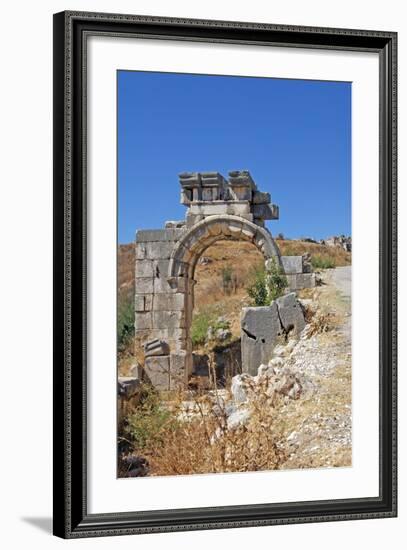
[53,11,397,538]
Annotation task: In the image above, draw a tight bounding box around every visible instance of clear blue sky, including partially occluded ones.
[118,70,351,244]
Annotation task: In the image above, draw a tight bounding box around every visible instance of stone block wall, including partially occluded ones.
[133,170,282,391]
[135,228,193,389]
[281,255,316,291]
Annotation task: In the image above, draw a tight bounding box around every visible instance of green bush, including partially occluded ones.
[191,310,212,346]
[117,296,134,352]
[311,255,335,269]
[125,385,173,451]
[246,265,269,306]
[221,265,234,295]
[246,259,288,306]
[191,309,230,347]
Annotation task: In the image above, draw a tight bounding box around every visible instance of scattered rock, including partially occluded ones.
[268,356,284,368]
[198,256,212,265]
[216,328,231,341]
[257,363,274,377]
[231,374,250,404]
[227,408,251,430]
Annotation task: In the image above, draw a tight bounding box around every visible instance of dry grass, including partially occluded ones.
[121,374,288,477]
[276,355,352,470]
[276,239,351,267]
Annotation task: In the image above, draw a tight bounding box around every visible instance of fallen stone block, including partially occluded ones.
[276,292,306,335]
[241,303,283,375]
[170,351,190,389]
[144,338,170,357]
[144,356,171,390]
[118,377,141,399]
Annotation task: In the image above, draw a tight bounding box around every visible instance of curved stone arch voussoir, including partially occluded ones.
[168,215,281,283]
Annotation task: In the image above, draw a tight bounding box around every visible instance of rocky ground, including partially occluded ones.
[273,266,352,469]
[118,260,352,476]
[167,266,352,472]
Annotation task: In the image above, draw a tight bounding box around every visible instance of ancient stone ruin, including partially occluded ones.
[134,170,313,390]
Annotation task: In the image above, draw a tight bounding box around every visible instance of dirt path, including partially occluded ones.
[274,267,352,470]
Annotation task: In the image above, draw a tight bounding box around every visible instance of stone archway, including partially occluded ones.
[166,215,282,386]
[134,171,282,390]
[168,214,281,283]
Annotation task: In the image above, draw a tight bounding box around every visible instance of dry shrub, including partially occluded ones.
[307,310,335,337]
[132,378,287,477]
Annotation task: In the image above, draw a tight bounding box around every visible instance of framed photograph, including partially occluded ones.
[53,11,397,538]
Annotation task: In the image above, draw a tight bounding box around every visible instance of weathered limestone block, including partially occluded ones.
[281,255,304,274]
[276,292,306,335]
[189,201,251,218]
[135,242,147,260]
[118,376,141,399]
[186,213,204,227]
[165,276,190,293]
[153,293,185,311]
[228,170,256,202]
[118,377,141,422]
[135,277,154,294]
[135,259,154,278]
[136,228,185,242]
[228,219,243,239]
[167,258,189,278]
[134,294,153,312]
[252,190,271,204]
[144,338,170,357]
[241,226,256,241]
[134,311,152,330]
[146,329,187,353]
[170,351,191,389]
[145,241,175,260]
[252,203,278,220]
[153,259,170,278]
[165,220,185,229]
[241,304,282,375]
[144,356,170,390]
[285,273,316,291]
[152,310,186,329]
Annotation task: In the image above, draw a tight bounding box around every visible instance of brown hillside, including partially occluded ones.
[118,243,135,302]
[118,238,351,309]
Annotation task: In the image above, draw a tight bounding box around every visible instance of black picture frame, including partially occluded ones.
[53,10,397,539]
